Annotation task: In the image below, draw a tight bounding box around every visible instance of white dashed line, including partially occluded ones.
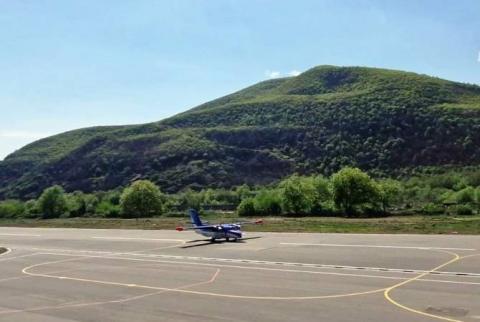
[280,243,476,251]
[27,252,480,287]
[18,246,480,278]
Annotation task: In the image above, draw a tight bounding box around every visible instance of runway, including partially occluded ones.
[0,227,479,321]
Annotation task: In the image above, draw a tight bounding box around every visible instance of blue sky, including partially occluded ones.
[1,0,479,159]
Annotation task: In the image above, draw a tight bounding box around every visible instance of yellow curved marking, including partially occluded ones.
[20,250,479,304]
[22,256,387,300]
[384,250,464,322]
[457,253,480,260]
[1,267,220,315]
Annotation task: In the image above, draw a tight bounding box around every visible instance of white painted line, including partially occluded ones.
[16,246,480,278]
[0,233,41,237]
[0,253,41,262]
[32,252,480,287]
[0,247,11,256]
[91,237,185,242]
[280,243,476,251]
[22,254,391,301]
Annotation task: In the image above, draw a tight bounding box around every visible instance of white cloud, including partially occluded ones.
[288,70,301,77]
[265,70,281,79]
[0,130,52,139]
[265,69,302,79]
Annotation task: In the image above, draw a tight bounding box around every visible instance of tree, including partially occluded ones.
[279,175,315,214]
[455,186,475,204]
[65,191,87,217]
[237,198,256,216]
[179,188,202,210]
[0,200,25,219]
[331,167,380,216]
[253,189,283,215]
[24,199,39,218]
[235,184,252,201]
[120,180,163,218]
[309,176,332,214]
[378,179,403,213]
[37,185,67,219]
[84,194,99,215]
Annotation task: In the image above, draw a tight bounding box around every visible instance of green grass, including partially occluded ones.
[1,215,479,234]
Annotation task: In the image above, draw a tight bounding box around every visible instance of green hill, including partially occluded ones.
[2,65,480,199]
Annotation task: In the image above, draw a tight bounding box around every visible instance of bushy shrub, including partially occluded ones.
[439,189,456,204]
[378,179,403,213]
[66,192,87,217]
[309,176,332,214]
[253,189,282,215]
[331,167,380,216]
[0,200,25,219]
[37,185,67,219]
[279,175,316,215]
[428,173,465,190]
[237,198,256,216]
[95,200,121,218]
[178,188,202,210]
[120,180,163,218]
[455,186,476,204]
[360,204,385,217]
[453,204,474,216]
[23,199,39,218]
[84,194,99,215]
[421,202,444,215]
[235,184,253,201]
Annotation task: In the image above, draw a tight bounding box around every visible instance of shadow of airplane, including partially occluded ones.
[181,236,262,249]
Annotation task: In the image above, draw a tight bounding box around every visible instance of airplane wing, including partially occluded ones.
[176,225,220,231]
[233,219,263,225]
[176,220,262,231]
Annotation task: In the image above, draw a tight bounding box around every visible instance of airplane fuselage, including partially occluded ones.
[178,209,258,242]
[194,224,243,241]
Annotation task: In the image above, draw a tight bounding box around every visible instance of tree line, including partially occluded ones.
[1,167,480,220]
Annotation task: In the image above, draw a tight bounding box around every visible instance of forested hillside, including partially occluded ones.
[2,65,480,199]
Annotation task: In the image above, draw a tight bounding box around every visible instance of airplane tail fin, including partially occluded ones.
[189,209,203,227]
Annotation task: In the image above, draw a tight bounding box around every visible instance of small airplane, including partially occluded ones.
[176,209,263,242]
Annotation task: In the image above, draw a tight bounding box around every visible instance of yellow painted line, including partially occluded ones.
[18,246,479,279]
[22,253,387,300]
[36,251,415,281]
[23,251,480,286]
[0,267,221,315]
[384,250,465,322]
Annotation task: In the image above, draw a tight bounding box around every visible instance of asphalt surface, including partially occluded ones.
[0,227,479,322]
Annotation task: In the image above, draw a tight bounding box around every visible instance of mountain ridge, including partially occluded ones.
[2,65,480,199]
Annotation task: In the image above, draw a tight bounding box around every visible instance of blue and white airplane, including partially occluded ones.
[176,209,263,242]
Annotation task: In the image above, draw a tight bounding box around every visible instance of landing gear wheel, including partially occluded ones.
[226,237,230,242]
[211,238,216,243]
